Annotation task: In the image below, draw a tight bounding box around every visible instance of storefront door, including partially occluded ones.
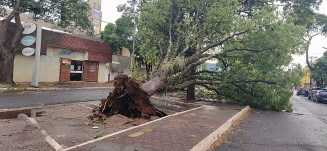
[83,61,99,82]
[59,58,71,82]
[70,60,83,81]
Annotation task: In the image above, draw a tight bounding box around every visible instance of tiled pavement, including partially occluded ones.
[67,104,245,151]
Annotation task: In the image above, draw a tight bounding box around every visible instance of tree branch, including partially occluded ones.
[163,0,174,63]
[231,83,257,97]
[11,7,23,52]
[0,0,21,55]
[227,79,276,85]
[199,84,220,96]
[226,46,277,53]
[201,30,249,54]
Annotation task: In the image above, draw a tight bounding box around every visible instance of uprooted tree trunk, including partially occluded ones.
[90,74,167,120]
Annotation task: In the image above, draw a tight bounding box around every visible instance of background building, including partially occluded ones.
[89,0,102,36]
[300,67,311,88]
[0,22,113,83]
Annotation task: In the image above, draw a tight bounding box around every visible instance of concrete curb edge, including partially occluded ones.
[0,86,114,92]
[190,106,251,151]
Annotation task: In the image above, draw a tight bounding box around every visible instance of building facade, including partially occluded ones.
[300,66,311,88]
[2,22,112,83]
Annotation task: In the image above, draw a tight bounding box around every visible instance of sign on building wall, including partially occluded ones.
[21,23,37,56]
[58,50,73,55]
[62,58,71,65]
[21,35,36,46]
[22,23,36,34]
[22,47,35,56]
[92,2,101,35]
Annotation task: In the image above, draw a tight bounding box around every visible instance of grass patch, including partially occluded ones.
[7,86,26,90]
[93,134,103,139]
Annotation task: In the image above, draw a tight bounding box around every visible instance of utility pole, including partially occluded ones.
[31,25,42,87]
[309,56,317,88]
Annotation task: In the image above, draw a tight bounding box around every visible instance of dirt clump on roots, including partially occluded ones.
[90,74,167,121]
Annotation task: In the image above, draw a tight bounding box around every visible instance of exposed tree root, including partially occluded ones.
[90,74,167,121]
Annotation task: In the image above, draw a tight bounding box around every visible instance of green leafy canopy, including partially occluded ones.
[0,0,94,35]
[101,16,134,54]
[136,0,307,111]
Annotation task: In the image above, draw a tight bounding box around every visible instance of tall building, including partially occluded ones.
[88,0,102,35]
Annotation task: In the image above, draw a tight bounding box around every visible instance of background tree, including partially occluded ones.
[280,0,327,70]
[101,16,134,54]
[0,0,93,86]
[117,0,150,65]
[134,0,306,111]
[302,14,327,70]
[311,51,327,87]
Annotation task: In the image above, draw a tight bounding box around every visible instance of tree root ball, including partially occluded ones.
[90,74,167,120]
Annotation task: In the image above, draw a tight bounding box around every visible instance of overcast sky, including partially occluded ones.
[101,0,327,67]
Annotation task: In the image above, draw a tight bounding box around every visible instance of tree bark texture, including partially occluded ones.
[0,0,22,86]
[186,68,196,101]
[141,72,169,96]
[187,83,195,101]
[306,45,313,71]
[0,51,15,85]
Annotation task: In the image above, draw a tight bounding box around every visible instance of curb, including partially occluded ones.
[190,106,251,151]
[0,106,42,119]
[0,100,101,119]
[150,96,201,107]
[0,86,114,92]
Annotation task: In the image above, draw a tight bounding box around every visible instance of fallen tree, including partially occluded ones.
[128,0,308,111]
[90,74,167,120]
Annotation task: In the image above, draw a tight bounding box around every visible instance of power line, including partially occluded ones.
[101,20,111,24]
[309,56,317,63]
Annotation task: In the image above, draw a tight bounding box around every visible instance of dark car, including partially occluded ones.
[308,87,322,100]
[297,88,308,96]
[312,90,327,103]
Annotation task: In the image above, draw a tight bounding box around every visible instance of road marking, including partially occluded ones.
[184,113,197,117]
[78,104,93,110]
[61,106,203,151]
[129,128,152,137]
[27,117,63,151]
[88,102,99,106]
[41,130,63,151]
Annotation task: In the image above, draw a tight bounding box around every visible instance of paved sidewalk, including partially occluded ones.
[64,104,249,151]
[0,82,114,91]
[0,82,250,151]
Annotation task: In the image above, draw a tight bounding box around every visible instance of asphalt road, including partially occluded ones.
[0,89,111,109]
[215,93,327,151]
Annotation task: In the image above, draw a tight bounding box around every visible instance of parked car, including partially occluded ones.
[297,88,308,96]
[311,90,327,103]
[308,87,322,100]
